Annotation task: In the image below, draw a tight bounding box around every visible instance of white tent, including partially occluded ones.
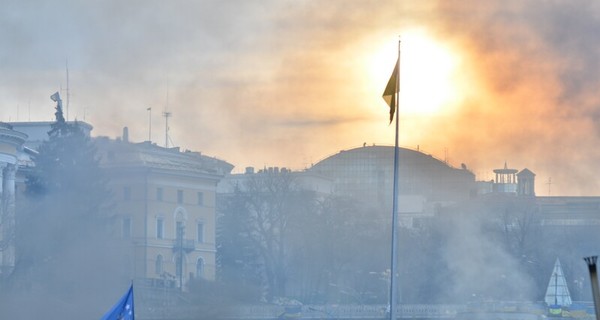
[544,258,572,307]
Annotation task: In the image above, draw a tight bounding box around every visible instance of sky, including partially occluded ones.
[3,0,600,196]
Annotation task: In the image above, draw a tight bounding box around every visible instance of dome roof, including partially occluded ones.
[309,145,475,203]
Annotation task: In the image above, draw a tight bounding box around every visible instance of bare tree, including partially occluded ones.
[218,170,316,300]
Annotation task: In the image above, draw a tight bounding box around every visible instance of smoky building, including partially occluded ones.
[307,145,477,226]
[96,132,233,289]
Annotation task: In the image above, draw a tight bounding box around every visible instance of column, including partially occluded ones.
[0,163,5,276]
[1,164,16,273]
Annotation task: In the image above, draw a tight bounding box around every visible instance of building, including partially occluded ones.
[8,120,233,290]
[218,166,333,196]
[307,145,477,226]
[9,121,93,150]
[0,123,27,277]
[96,133,233,288]
[477,162,536,197]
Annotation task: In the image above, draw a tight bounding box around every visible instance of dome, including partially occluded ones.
[308,145,475,205]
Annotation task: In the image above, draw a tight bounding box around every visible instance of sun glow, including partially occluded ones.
[368,29,463,116]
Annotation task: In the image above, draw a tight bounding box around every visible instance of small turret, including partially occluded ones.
[493,162,518,193]
[517,168,536,197]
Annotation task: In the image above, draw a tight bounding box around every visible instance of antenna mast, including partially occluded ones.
[65,59,70,121]
[147,107,152,142]
[163,111,171,148]
[163,84,171,148]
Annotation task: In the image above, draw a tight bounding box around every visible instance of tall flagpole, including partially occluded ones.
[388,39,401,320]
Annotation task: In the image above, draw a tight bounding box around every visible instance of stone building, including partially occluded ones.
[0,123,27,277]
[96,134,233,289]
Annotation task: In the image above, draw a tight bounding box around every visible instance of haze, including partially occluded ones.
[2,0,600,196]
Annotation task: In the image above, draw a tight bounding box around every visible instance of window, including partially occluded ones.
[196,222,204,243]
[156,187,163,201]
[196,258,204,279]
[123,186,131,201]
[156,217,164,239]
[177,190,183,204]
[197,192,204,206]
[122,217,131,239]
[155,254,163,275]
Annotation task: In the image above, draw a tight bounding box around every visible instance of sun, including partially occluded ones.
[368,29,463,116]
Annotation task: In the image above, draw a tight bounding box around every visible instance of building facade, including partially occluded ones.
[96,136,233,288]
[0,123,27,277]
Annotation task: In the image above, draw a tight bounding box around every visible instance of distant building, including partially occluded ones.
[217,166,333,196]
[96,133,233,288]
[9,121,93,150]
[309,145,476,203]
[476,163,536,197]
[306,145,477,227]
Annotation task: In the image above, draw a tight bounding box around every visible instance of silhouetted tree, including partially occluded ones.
[2,97,126,319]
[216,183,264,302]
[217,170,318,301]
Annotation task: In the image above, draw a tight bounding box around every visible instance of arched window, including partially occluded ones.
[196,257,204,279]
[174,208,188,239]
[155,254,163,275]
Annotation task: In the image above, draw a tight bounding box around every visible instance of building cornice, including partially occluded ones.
[0,128,28,147]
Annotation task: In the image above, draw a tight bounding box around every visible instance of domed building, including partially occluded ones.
[308,145,476,212]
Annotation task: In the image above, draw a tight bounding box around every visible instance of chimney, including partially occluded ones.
[122,127,129,143]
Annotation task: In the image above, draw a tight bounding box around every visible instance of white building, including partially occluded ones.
[0,123,28,277]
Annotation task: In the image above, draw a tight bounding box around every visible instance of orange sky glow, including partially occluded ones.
[2,0,600,195]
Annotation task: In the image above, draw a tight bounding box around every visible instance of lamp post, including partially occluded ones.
[177,224,184,292]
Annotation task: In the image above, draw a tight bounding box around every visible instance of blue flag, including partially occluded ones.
[100,284,135,320]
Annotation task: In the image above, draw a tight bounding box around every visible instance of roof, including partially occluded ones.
[96,138,233,177]
[308,145,476,202]
[518,168,536,177]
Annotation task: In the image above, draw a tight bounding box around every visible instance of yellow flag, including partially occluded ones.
[382,59,399,123]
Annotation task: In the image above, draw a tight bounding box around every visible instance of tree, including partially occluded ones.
[217,170,317,301]
[2,97,127,319]
[216,183,264,302]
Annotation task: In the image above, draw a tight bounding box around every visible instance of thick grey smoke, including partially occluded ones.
[2,2,600,187]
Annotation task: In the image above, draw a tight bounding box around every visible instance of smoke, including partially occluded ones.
[2,0,600,195]
[419,0,600,195]
[436,205,536,302]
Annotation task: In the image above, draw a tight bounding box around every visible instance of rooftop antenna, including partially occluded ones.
[65,59,70,121]
[444,147,448,164]
[163,111,171,148]
[147,107,152,142]
[163,85,171,148]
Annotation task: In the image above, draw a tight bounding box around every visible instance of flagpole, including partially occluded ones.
[388,39,401,320]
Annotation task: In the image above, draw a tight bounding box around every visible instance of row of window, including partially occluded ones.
[121,218,204,243]
[155,254,204,278]
[123,186,205,206]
